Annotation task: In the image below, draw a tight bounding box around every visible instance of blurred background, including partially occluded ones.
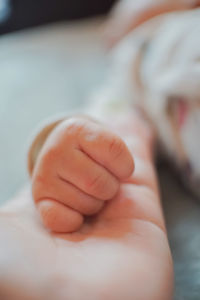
[0,0,117,202]
[1,1,200,300]
[0,0,115,34]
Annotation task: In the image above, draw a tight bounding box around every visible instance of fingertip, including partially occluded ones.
[122,153,135,179]
[116,148,135,180]
[106,135,135,180]
[37,199,84,233]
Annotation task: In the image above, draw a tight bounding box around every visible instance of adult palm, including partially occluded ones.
[0,114,173,300]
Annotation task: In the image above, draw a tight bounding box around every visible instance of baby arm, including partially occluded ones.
[29,116,134,233]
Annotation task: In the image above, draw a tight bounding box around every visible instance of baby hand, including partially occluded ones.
[31,117,134,233]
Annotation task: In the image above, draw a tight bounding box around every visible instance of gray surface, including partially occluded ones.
[0,19,106,203]
[160,167,200,300]
[0,19,200,300]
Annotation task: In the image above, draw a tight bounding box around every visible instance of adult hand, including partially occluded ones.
[0,112,173,300]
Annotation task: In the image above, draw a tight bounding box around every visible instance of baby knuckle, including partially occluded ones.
[87,173,106,194]
[84,200,104,215]
[41,205,57,230]
[63,117,87,135]
[109,137,125,159]
[32,174,51,203]
[43,147,59,165]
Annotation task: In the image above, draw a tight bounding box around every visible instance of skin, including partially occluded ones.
[105,0,200,47]
[31,116,134,233]
[0,111,173,299]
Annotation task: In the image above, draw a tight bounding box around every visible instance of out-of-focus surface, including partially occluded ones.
[0,0,116,34]
[160,166,200,300]
[0,19,107,203]
[0,18,200,300]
